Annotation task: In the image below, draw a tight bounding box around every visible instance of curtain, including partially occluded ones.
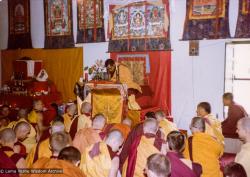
[235,0,250,38]
[1,48,83,102]
[111,51,171,114]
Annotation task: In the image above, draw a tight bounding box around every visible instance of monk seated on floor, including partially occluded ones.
[145,153,171,177]
[28,133,85,177]
[166,130,202,177]
[0,128,27,169]
[13,121,31,158]
[73,113,106,154]
[183,117,224,177]
[122,118,166,177]
[63,103,77,133]
[26,121,66,167]
[69,102,92,139]
[80,129,124,177]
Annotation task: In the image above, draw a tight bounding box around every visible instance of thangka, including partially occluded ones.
[77,0,105,43]
[44,0,74,48]
[182,0,230,40]
[235,0,250,38]
[108,0,171,52]
[8,0,32,49]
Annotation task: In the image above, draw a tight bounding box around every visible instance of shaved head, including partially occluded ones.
[50,132,71,154]
[237,117,250,142]
[51,121,65,134]
[143,118,159,134]
[92,114,106,130]
[17,109,28,119]
[0,128,16,144]
[122,118,132,127]
[81,102,92,114]
[155,110,166,121]
[190,117,205,133]
[106,129,124,152]
[58,146,81,166]
[14,121,31,141]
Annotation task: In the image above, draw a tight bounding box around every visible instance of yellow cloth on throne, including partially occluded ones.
[92,89,123,124]
[111,64,142,93]
[80,142,112,177]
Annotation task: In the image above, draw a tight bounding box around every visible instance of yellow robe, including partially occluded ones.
[28,157,86,177]
[159,119,178,139]
[183,132,224,177]
[8,118,37,153]
[63,113,73,133]
[71,114,92,132]
[26,138,51,168]
[111,64,142,93]
[235,142,250,177]
[122,136,160,177]
[28,110,39,124]
[80,142,112,177]
[204,114,224,145]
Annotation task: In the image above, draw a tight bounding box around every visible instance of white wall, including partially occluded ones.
[0,0,243,130]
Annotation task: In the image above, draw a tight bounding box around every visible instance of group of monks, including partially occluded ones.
[0,91,249,177]
[0,57,249,177]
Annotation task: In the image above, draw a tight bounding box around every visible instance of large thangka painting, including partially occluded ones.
[182,0,230,40]
[235,0,250,38]
[8,0,32,49]
[77,0,105,43]
[108,0,171,52]
[44,0,74,48]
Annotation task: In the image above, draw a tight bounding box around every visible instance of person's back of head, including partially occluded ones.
[81,102,92,114]
[14,121,31,141]
[66,103,77,116]
[52,115,64,124]
[92,113,106,130]
[223,92,234,106]
[122,117,132,128]
[50,121,65,134]
[143,118,159,135]
[17,108,28,120]
[190,117,205,134]
[167,131,185,152]
[49,132,71,156]
[58,146,81,166]
[197,102,211,117]
[223,162,247,177]
[155,110,166,121]
[0,128,16,146]
[146,153,171,177]
[145,111,156,120]
[105,129,124,152]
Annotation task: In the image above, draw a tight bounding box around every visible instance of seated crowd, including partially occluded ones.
[0,92,249,177]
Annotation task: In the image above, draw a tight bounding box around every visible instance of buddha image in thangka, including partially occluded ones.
[146,5,166,37]
[113,8,129,39]
[14,3,25,33]
[78,0,103,29]
[130,6,146,37]
[47,0,70,36]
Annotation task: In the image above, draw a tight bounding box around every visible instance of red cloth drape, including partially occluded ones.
[110,51,171,115]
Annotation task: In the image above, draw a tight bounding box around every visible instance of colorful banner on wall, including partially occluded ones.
[8,0,32,49]
[44,0,74,48]
[77,0,105,43]
[182,0,230,40]
[235,0,250,38]
[108,0,171,52]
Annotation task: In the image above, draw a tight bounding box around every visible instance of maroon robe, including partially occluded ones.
[14,141,27,158]
[1,146,24,165]
[222,102,248,138]
[119,123,162,169]
[167,152,202,177]
[126,133,164,177]
[0,149,19,177]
